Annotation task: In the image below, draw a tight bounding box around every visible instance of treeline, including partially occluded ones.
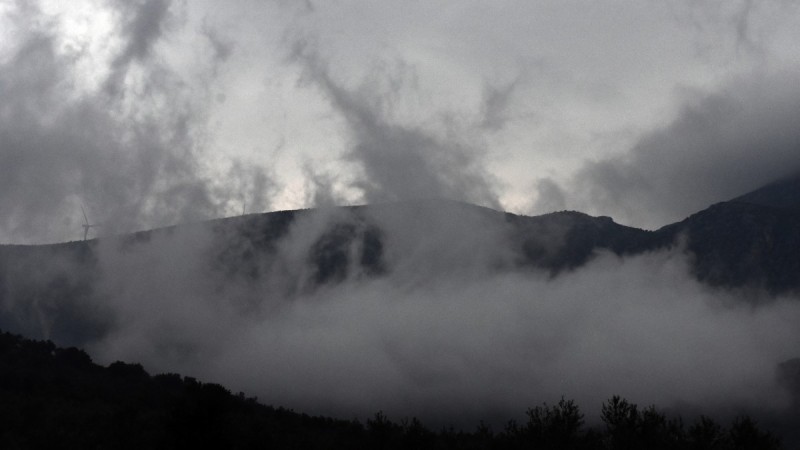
[0,330,782,449]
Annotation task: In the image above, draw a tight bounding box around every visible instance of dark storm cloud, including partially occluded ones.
[289,40,500,209]
[0,1,274,243]
[536,74,800,228]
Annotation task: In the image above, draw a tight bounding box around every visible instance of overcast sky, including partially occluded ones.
[2,0,800,243]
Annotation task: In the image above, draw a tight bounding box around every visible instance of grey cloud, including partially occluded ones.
[105,0,173,96]
[290,40,501,209]
[479,78,521,132]
[200,20,235,79]
[221,160,278,215]
[733,0,756,52]
[669,0,799,61]
[0,31,102,242]
[0,2,275,243]
[202,24,234,63]
[302,163,346,208]
[273,0,315,15]
[532,178,567,213]
[537,74,800,228]
[117,0,171,60]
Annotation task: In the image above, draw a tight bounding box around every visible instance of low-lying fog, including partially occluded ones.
[19,205,792,426]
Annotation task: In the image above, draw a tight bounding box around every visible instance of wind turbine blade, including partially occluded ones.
[81,205,88,225]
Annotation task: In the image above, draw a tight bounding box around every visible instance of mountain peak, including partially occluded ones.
[732,171,800,210]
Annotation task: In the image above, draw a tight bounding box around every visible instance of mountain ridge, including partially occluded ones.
[0,175,798,347]
[731,172,800,211]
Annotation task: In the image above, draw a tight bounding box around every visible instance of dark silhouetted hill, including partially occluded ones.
[0,329,784,449]
[648,171,800,294]
[651,201,800,294]
[732,172,800,211]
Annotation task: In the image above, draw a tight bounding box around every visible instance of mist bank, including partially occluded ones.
[1,198,799,429]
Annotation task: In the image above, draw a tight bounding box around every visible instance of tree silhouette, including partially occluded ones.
[729,416,780,450]
[0,329,789,449]
[524,396,585,449]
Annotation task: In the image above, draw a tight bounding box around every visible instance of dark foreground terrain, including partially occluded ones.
[0,329,785,449]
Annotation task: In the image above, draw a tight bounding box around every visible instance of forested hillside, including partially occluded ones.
[0,329,783,449]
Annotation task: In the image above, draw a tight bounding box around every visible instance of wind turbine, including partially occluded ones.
[80,205,99,241]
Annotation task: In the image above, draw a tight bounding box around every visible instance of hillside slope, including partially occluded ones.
[0,329,784,449]
[0,175,798,347]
